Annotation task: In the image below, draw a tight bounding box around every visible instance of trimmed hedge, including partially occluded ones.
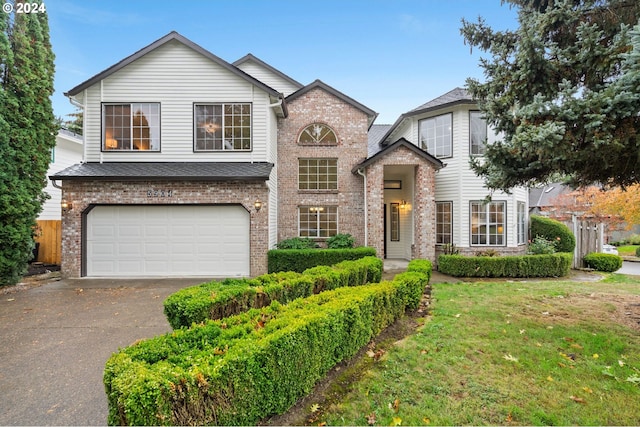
[530,215,576,253]
[583,252,623,272]
[438,253,572,278]
[104,263,429,426]
[267,246,376,273]
[164,256,383,329]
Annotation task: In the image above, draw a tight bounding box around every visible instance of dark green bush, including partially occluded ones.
[327,233,355,249]
[268,246,376,273]
[530,215,576,253]
[583,252,623,272]
[164,256,383,328]
[105,270,430,426]
[276,237,319,249]
[438,253,572,278]
[636,246,640,257]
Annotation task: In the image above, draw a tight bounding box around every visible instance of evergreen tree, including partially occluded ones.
[461,0,640,192]
[0,2,57,286]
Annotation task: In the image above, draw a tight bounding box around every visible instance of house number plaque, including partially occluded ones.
[147,189,173,198]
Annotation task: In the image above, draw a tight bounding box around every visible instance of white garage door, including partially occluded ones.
[86,205,250,277]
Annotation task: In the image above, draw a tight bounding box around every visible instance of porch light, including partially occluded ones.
[400,200,407,209]
[254,199,262,212]
[61,199,72,212]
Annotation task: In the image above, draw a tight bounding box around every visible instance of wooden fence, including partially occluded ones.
[35,220,61,265]
[562,217,604,269]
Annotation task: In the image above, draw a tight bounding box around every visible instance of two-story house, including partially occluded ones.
[51,31,527,278]
[366,88,528,259]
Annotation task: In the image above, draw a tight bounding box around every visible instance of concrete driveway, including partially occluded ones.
[0,276,210,426]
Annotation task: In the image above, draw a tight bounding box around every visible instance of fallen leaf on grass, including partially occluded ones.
[547,376,554,382]
[618,360,625,367]
[593,353,599,359]
[389,399,400,413]
[6,298,14,302]
[506,412,513,423]
[503,354,518,363]
[422,417,430,424]
[310,403,320,413]
[366,413,376,425]
[390,416,402,426]
[582,386,593,393]
[626,375,640,385]
[570,395,586,404]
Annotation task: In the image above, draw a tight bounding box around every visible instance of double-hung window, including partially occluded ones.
[436,202,453,244]
[103,103,160,151]
[298,158,337,190]
[194,103,251,151]
[419,113,452,158]
[470,111,487,156]
[299,206,337,238]
[470,201,505,245]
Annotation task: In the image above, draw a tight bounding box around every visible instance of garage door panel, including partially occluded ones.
[87,205,250,277]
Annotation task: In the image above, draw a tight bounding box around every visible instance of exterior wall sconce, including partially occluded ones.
[400,200,407,209]
[254,199,263,212]
[61,199,72,213]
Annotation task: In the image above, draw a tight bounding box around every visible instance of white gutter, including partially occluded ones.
[356,168,368,246]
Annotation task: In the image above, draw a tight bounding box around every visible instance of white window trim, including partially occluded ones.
[193,103,252,152]
[470,201,506,246]
[419,113,453,159]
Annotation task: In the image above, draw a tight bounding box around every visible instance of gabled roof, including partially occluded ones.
[377,87,476,148]
[233,53,304,90]
[50,162,273,181]
[65,31,284,101]
[287,79,378,128]
[368,124,392,157]
[529,183,572,208]
[352,137,444,172]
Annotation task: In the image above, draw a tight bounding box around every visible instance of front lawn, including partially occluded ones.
[317,274,640,425]
[617,245,639,257]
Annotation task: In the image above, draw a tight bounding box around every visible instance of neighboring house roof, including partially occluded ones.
[57,128,84,144]
[50,162,273,181]
[64,31,285,109]
[368,124,392,157]
[352,137,444,172]
[378,87,476,148]
[528,183,571,209]
[287,79,378,128]
[233,53,304,90]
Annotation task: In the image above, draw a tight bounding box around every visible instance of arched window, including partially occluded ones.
[298,123,338,145]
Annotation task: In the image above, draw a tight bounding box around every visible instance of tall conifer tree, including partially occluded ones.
[0,1,57,286]
[461,0,640,192]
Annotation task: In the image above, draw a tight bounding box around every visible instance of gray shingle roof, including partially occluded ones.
[408,87,473,114]
[368,124,392,157]
[50,162,273,181]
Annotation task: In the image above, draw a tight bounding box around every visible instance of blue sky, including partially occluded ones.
[47,0,518,124]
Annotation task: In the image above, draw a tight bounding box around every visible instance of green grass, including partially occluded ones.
[320,276,640,426]
[617,245,639,257]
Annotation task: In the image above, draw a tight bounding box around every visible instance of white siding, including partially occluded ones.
[80,40,277,163]
[398,105,528,250]
[40,133,83,220]
[235,61,300,96]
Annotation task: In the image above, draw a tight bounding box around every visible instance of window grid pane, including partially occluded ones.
[517,201,526,244]
[298,159,338,190]
[298,123,338,144]
[194,103,251,151]
[471,201,505,246]
[436,202,452,244]
[298,206,338,238]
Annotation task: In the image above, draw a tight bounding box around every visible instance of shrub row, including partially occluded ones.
[104,260,430,426]
[267,246,376,273]
[438,253,572,278]
[530,215,576,253]
[164,256,383,329]
[583,252,623,272]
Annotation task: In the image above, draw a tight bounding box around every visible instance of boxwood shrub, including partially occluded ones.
[530,215,576,253]
[267,246,376,273]
[438,253,572,278]
[164,256,383,329]
[104,266,429,426]
[583,252,623,272]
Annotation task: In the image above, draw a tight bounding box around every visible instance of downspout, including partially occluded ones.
[356,168,368,247]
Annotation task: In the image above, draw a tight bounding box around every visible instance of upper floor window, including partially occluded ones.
[298,123,338,145]
[419,113,452,158]
[470,111,487,156]
[470,201,505,246]
[103,103,160,151]
[194,103,251,151]
[299,158,338,190]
